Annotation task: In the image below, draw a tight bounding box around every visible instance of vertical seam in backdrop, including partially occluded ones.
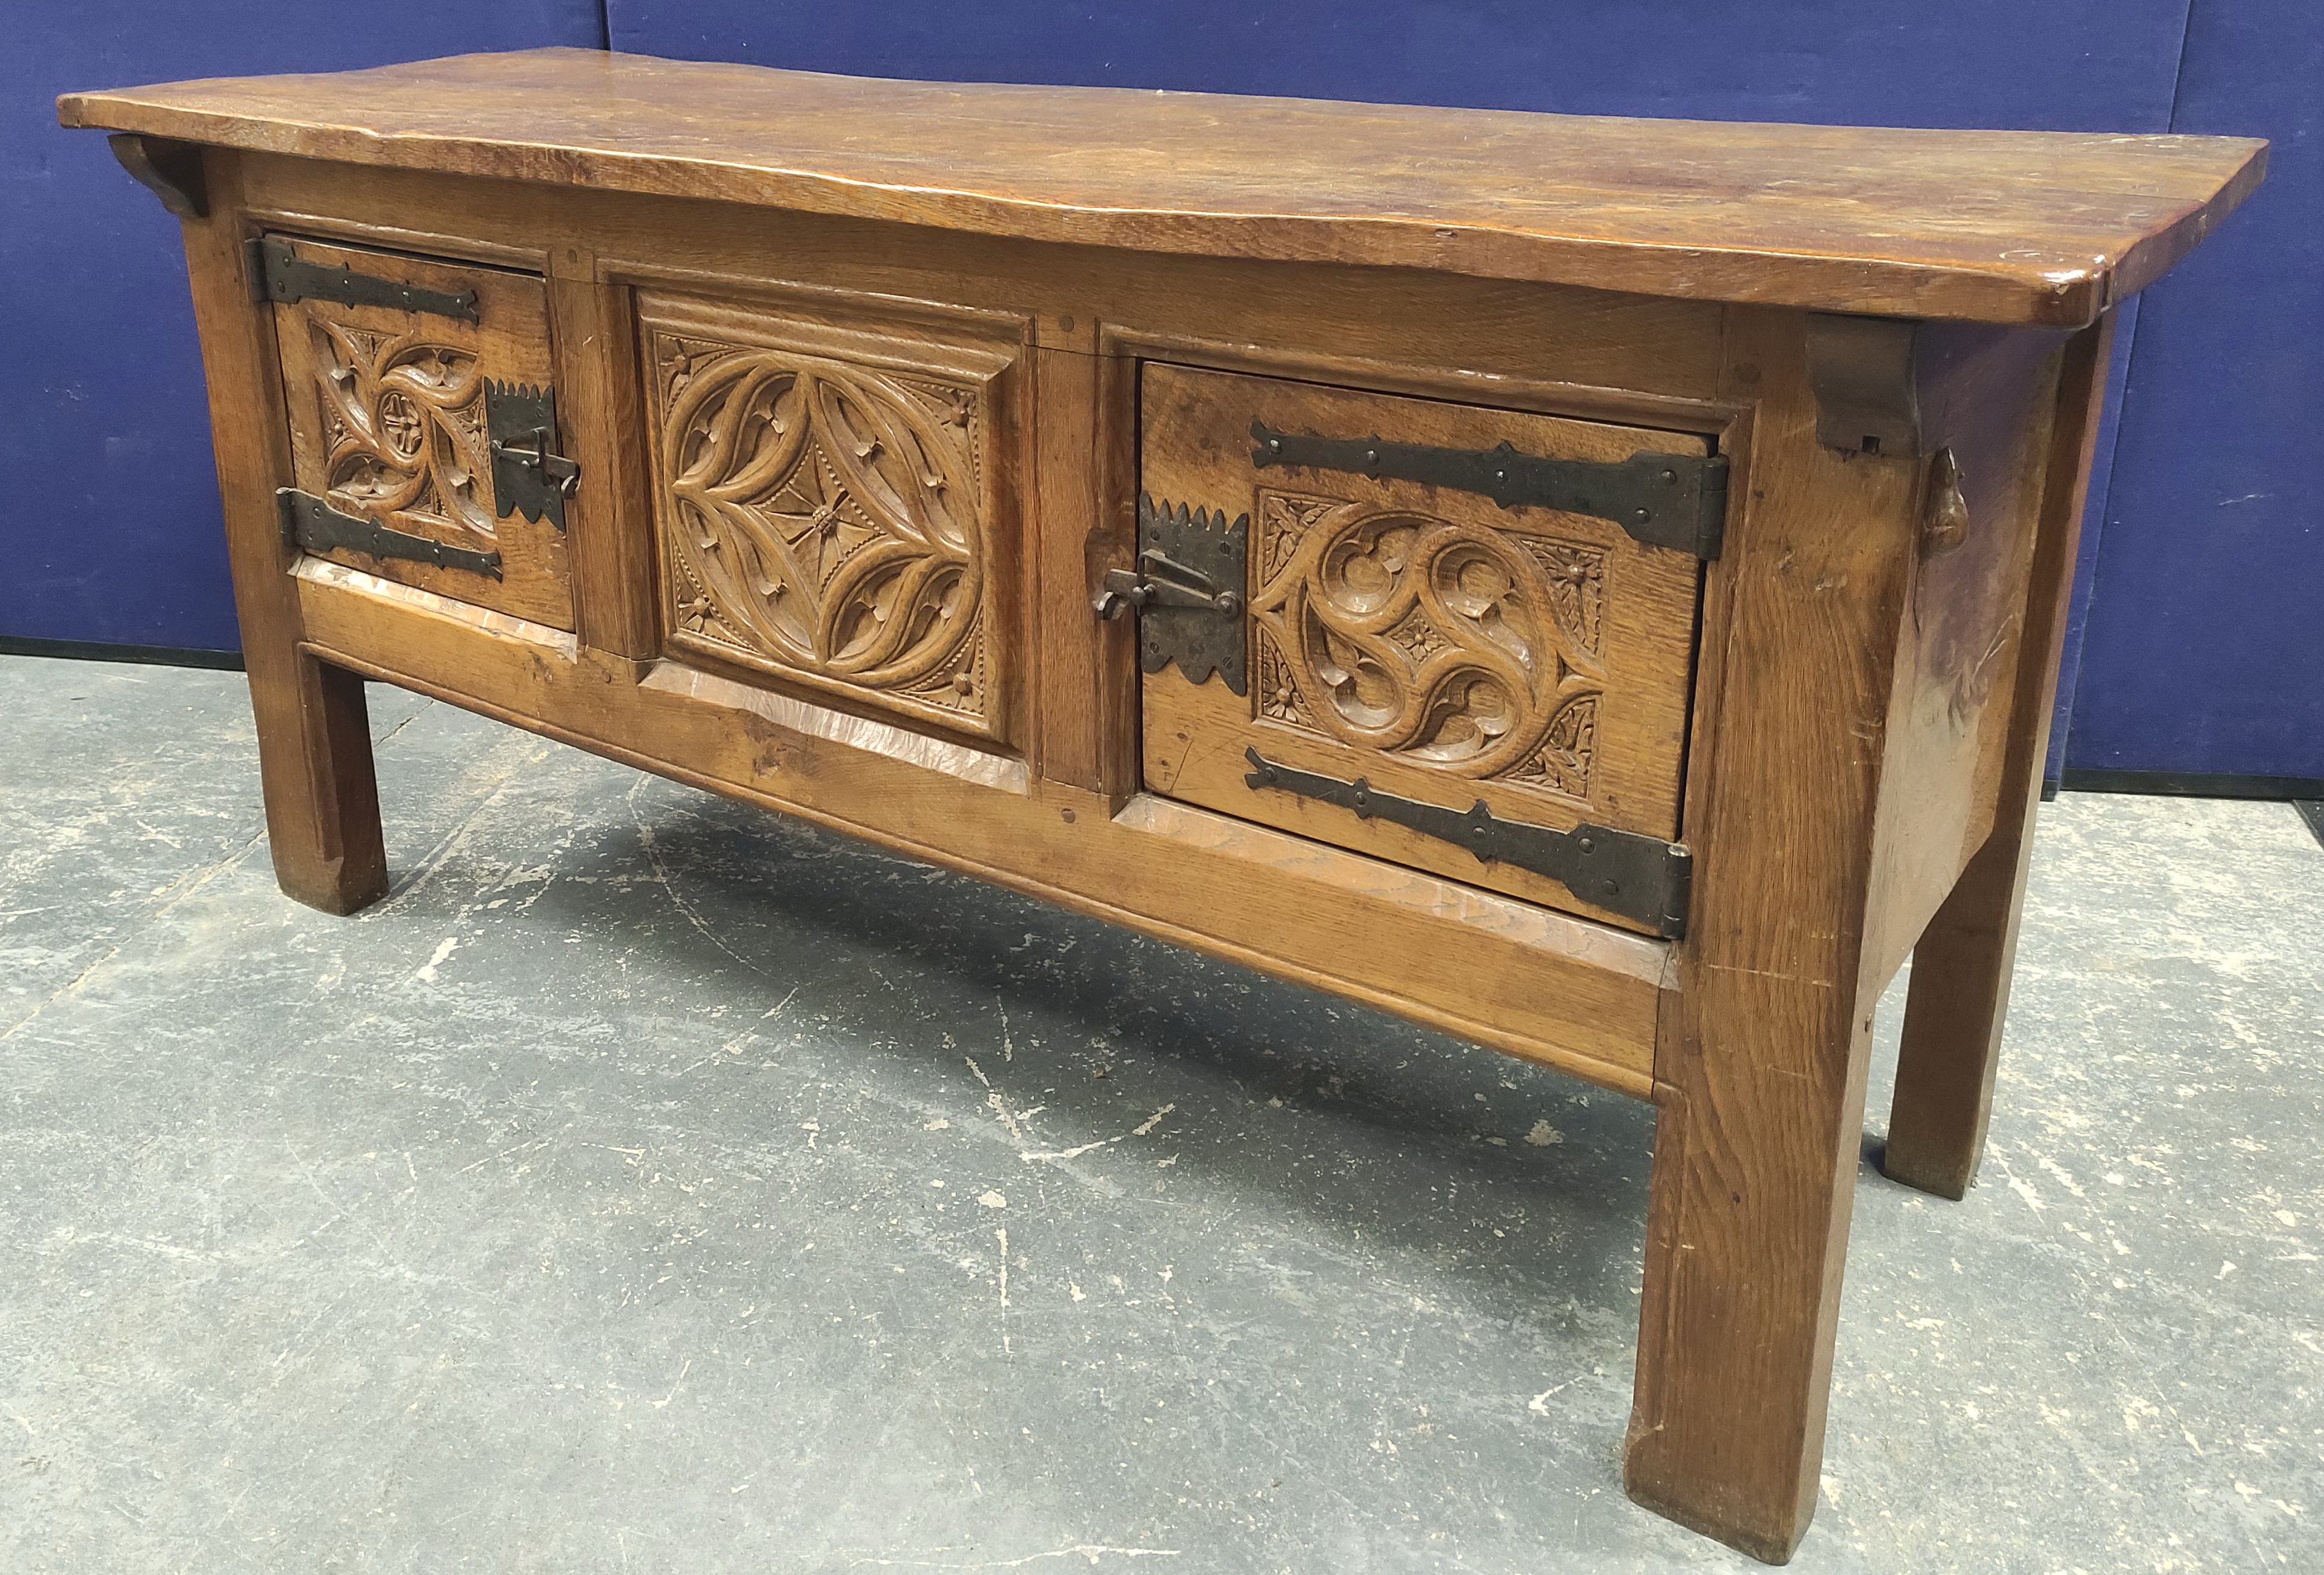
[2057,0,2202,771]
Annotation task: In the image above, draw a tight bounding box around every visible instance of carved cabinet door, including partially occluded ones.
[267,236,573,629]
[1139,363,1704,933]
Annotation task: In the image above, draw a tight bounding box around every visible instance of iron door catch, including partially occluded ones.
[485,381,579,532]
[1096,495,1250,694]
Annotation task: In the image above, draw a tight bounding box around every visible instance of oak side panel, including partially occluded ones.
[1858,326,2071,988]
[179,151,387,914]
[1625,306,1922,1561]
[1884,319,2116,1200]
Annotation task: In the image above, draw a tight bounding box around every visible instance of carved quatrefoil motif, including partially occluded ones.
[654,334,990,727]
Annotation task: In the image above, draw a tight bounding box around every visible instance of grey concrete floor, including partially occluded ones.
[1,652,2319,1575]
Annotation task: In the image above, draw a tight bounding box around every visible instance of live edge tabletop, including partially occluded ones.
[62,49,2262,1562]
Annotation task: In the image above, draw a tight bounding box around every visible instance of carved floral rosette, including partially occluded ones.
[1249,487,1606,802]
[650,329,995,734]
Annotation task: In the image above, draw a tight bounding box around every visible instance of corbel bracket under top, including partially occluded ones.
[1805,312,1924,457]
[108,133,207,219]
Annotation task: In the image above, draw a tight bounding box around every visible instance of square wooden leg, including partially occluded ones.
[245,649,389,916]
[174,161,388,917]
[1624,988,1876,1563]
[1882,811,2030,1198]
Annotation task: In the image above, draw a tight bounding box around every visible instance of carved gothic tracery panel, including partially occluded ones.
[310,317,493,544]
[1250,487,1606,797]
[649,329,995,731]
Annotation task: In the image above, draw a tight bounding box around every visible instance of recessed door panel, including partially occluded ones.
[1139,362,1707,932]
[267,235,572,629]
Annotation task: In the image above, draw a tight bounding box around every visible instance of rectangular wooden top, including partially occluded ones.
[61,47,2265,327]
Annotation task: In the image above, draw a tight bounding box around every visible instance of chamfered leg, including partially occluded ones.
[246,649,390,915]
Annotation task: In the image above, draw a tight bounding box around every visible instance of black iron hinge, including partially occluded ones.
[279,489,502,579]
[247,236,480,324]
[1243,748,1692,937]
[1250,420,1727,560]
[1093,495,1250,693]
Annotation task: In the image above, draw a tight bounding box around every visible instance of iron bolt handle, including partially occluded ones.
[1092,555,1241,621]
[1092,576,1150,619]
[489,426,581,497]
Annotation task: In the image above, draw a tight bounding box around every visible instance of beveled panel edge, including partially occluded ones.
[641,660,1028,795]
[294,558,579,656]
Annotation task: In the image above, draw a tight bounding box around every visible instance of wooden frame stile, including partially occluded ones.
[1627,302,1933,1559]
[180,147,389,916]
[548,246,662,669]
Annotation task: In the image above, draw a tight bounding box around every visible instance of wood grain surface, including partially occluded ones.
[286,557,1669,1097]
[179,156,389,916]
[1884,320,2117,1200]
[268,234,574,629]
[1623,306,1927,1561]
[1138,362,1702,931]
[61,47,2265,326]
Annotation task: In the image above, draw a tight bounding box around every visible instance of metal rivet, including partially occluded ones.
[1601,879,1621,897]
[1268,438,1282,453]
[1577,836,1595,854]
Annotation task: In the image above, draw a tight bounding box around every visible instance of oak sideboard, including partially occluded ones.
[62,50,2263,1562]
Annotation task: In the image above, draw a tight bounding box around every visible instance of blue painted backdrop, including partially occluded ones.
[2064,1,2324,780]
[2,2,604,653]
[10,3,2313,782]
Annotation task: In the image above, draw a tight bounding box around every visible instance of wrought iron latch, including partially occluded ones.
[1251,420,1727,560]
[485,381,579,531]
[247,236,480,324]
[1242,748,1692,937]
[279,489,503,579]
[1094,495,1250,693]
